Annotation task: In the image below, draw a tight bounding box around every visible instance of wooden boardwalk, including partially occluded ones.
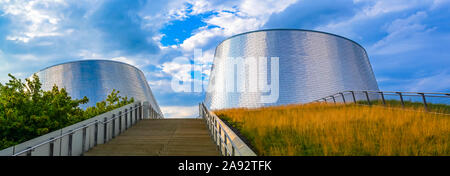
[84,119,220,156]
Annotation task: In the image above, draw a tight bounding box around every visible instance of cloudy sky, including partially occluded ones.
[0,0,449,118]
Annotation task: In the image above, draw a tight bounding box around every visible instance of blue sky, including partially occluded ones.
[0,0,449,118]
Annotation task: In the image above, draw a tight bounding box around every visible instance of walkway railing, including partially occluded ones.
[313,90,450,114]
[0,101,162,156]
[199,103,257,156]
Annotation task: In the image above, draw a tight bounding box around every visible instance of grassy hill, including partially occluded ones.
[214,103,450,156]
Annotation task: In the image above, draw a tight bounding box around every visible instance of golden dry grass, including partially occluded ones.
[214,103,450,156]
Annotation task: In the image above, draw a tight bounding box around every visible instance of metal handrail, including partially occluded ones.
[313,90,450,114]
[315,90,450,101]
[199,103,245,156]
[12,103,145,156]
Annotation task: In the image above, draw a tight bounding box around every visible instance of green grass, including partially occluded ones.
[214,103,450,156]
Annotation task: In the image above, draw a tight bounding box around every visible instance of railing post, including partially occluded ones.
[232,146,235,156]
[26,147,32,156]
[49,138,54,156]
[224,136,228,156]
[142,102,149,119]
[125,109,128,130]
[397,92,405,108]
[130,107,133,125]
[379,92,386,106]
[219,127,222,155]
[139,103,142,120]
[150,108,153,119]
[331,96,336,104]
[364,91,371,105]
[103,117,107,142]
[82,125,87,153]
[135,104,138,122]
[219,137,222,155]
[119,111,122,134]
[68,131,73,156]
[351,91,356,103]
[112,114,116,138]
[94,121,98,146]
[323,98,327,103]
[419,93,428,112]
[340,92,346,104]
[215,121,218,143]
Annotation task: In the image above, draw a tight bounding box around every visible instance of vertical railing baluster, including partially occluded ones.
[364,91,371,106]
[332,96,336,104]
[103,117,107,142]
[219,127,222,155]
[340,92,346,104]
[94,121,98,146]
[351,91,356,103]
[125,109,128,130]
[379,92,386,106]
[26,147,32,156]
[119,111,122,134]
[49,138,54,156]
[397,92,405,108]
[135,104,138,122]
[232,146,235,156]
[224,136,228,155]
[68,131,73,156]
[130,107,133,125]
[112,114,116,138]
[82,125,86,153]
[139,103,142,120]
[419,93,428,112]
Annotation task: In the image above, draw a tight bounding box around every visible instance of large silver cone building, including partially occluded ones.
[205,29,379,110]
[35,60,163,118]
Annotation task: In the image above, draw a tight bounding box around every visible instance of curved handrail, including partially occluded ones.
[313,90,450,115]
[10,102,149,156]
[199,103,257,156]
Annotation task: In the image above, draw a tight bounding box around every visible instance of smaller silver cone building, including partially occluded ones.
[205,29,380,110]
[35,60,163,118]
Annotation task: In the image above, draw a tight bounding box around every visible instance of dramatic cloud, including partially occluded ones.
[160,105,198,118]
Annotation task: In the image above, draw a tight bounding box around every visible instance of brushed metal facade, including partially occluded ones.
[35,60,163,117]
[205,29,379,110]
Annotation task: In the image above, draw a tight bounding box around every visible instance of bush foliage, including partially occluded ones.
[0,74,134,150]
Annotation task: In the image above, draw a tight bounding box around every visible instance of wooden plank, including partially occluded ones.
[84,119,220,156]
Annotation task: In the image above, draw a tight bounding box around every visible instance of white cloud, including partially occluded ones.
[369,11,434,55]
[239,0,298,17]
[148,79,174,93]
[380,71,450,92]
[187,0,213,15]
[110,57,138,67]
[407,71,450,92]
[430,0,450,9]
[178,0,298,51]
[159,60,192,81]
[160,105,198,118]
[180,27,224,51]
[205,11,263,36]
[1,0,67,43]
[361,1,411,17]
[315,0,434,39]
